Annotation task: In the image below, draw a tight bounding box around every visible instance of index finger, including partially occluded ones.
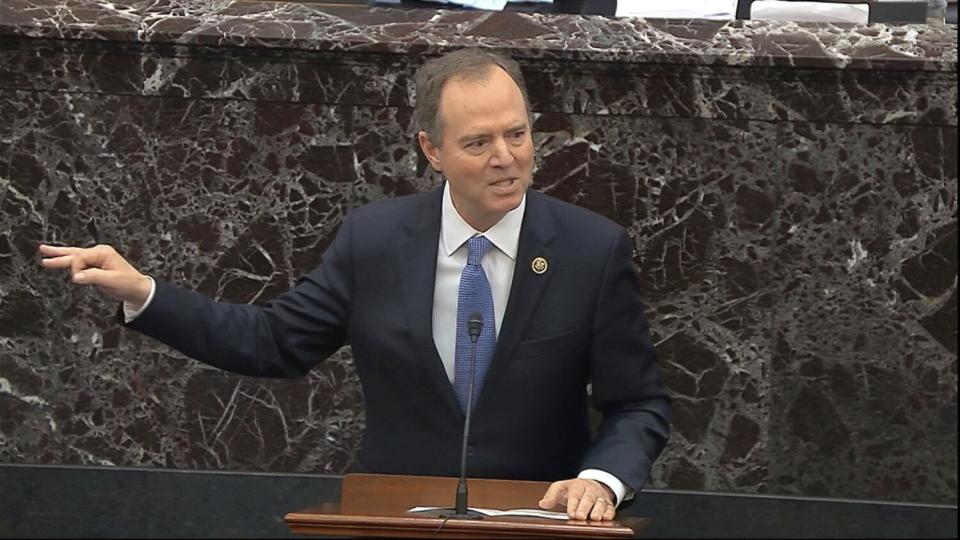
[539,481,568,508]
[566,483,587,519]
[39,244,82,257]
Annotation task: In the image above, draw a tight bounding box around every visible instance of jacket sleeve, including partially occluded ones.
[123,212,356,378]
[579,228,672,492]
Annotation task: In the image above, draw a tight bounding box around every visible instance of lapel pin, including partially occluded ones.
[531,256,548,275]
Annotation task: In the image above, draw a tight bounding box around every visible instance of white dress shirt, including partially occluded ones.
[126,183,630,505]
[431,182,523,383]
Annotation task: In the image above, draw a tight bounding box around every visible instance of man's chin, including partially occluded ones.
[492,190,526,215]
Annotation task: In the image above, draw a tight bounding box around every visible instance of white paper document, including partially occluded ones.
[386,0,550,7]
[470,0,510,9]
[750,1,870,24]
[616,0,738,19]
[408,506,572,520]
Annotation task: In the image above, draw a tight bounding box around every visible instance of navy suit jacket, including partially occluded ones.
[127,186,671,491]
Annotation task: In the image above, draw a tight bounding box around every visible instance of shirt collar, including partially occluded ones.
[440,182,525,260]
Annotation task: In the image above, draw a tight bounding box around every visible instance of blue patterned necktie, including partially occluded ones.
[453,235,496,413]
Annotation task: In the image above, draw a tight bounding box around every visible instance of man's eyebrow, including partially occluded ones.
[457,124,529,144]
[457,131,489,145]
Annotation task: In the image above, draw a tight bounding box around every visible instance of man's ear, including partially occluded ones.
[418,131,443,172]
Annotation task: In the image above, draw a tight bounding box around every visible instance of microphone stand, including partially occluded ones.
[441,313,484,520]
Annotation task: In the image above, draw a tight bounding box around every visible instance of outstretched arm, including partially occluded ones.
[38,214,355,378]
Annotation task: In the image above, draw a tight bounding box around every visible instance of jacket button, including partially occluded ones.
[467,445,475,457]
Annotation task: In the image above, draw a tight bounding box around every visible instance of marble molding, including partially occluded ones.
[0,0,957,505]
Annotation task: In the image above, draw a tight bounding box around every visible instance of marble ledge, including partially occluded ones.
[0,0,956,72]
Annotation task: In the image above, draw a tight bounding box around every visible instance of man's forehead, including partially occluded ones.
[433,64,528,138]
[437,81,527,122]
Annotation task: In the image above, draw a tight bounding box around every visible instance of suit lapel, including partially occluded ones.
[398,186,465,417]
[478,190,558,409]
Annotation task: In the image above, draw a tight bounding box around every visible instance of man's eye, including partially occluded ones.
[467,140,487,149]
[509,131,527,143]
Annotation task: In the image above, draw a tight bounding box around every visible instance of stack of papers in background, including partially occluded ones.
[374,0,551,9]
[615,0,737,19]
[750,1,869,24]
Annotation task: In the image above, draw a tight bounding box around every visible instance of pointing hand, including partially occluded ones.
[39,244,152,310]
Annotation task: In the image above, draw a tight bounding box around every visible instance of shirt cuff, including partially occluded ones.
[577,469,634,507]
[123,276,156,323]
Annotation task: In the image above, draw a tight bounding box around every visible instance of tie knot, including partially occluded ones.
[466,236,493,266]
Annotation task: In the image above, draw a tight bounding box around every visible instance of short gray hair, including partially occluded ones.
[414,49,533,147]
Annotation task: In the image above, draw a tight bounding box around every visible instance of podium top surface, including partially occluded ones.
[284,473,648,538]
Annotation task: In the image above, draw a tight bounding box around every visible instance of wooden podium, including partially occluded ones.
[284,473,649,538]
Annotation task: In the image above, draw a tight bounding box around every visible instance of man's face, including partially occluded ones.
[418,65,535,232]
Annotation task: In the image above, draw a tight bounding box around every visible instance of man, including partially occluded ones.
[39,48,670,522]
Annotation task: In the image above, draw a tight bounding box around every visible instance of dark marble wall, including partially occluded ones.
[1,0,956,505]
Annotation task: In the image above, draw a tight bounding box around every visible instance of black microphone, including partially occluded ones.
[442,311,484,520]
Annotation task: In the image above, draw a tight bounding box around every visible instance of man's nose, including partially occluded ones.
[489,137,515,167]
